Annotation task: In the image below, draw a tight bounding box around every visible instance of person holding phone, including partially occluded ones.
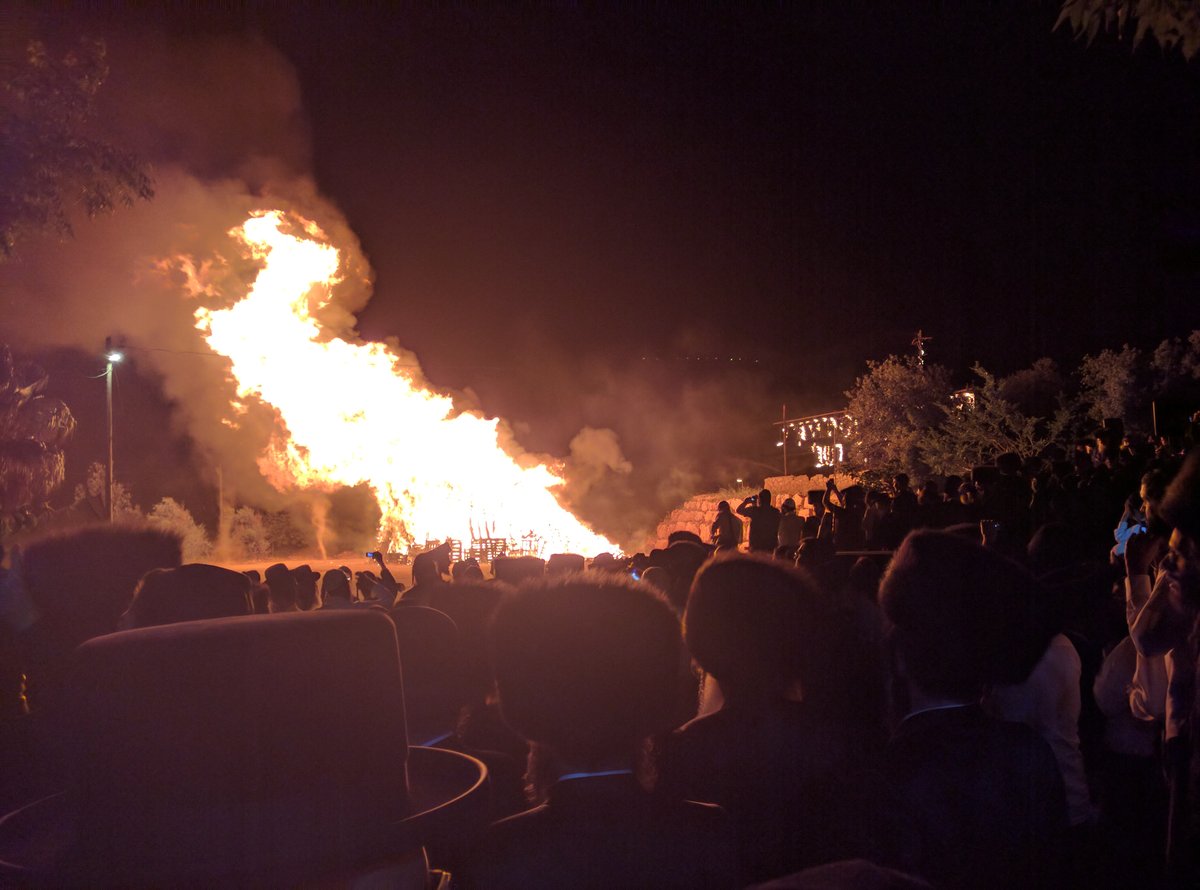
[737,489,781,554]
[364,549,401,599]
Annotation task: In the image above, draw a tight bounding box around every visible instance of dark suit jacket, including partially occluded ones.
[871,704,1067,890]
[656,700,861,884]
[464,774,736,889]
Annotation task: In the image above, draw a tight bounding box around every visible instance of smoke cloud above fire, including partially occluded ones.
[0,24,781,552]
[0,29,395,546]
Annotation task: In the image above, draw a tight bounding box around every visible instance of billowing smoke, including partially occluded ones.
[550,360,782,549]
[0,28,388,549]
[0,24,790,554]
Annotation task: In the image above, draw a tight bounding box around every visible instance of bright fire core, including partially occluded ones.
[193,211,617,557]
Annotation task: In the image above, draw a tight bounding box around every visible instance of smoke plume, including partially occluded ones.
[0,23,793,554]
[0,28,386,547]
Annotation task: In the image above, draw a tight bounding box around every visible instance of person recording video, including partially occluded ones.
[736,489,781,553]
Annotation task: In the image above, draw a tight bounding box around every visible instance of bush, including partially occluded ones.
[148,497,211,563]
[263,510,308,555]
[230,506,271,559]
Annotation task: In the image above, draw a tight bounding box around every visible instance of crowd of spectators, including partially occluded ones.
[0,429,1199,888]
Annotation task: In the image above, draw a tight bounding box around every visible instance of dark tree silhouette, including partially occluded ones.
[1057,0,1200,59]
[0,37,153,260]
[0,345,76,531]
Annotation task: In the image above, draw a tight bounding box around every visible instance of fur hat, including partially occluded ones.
[491,555,545,586]
[15,525,182,709]
[685,553,828,705]
[647,540,712,612]
[489,575,682,761]
[879,530,1054,699]
[18,525,182,632]
[125,564,253,629]
[546,553,586,576]
[417,581,509,701]
[0,610,488,885]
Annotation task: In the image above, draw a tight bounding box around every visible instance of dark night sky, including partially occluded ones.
[7,2,1200,543]
[89,2,1198,404]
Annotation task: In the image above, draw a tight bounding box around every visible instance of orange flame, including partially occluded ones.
[192,211,617,557]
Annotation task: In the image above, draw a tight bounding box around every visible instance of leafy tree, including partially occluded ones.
[0,345,76,531]
[997,358,1070,419]
[73,460,141,522]
[1077,344,1145,427]
[230,506,271,559]
[843,355,955,482]
[0,37,153,260]
[1057,0,1200,58]
[1150,330,1200,388]
[263,509,308,555]
[148,497,211,562]
[922,365,1075,476]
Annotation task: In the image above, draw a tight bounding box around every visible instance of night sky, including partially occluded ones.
[5,2,1200,544]
[123,2,1200,393]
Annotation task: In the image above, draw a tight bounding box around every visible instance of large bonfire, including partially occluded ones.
[189,210,616,557]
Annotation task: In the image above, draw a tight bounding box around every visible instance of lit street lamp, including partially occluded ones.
[104,337,124,522]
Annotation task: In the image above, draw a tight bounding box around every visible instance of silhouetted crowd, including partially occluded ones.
[1,435,1200,888]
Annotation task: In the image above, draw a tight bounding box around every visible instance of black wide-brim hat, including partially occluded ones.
[128,562,255,627]
[0,610,488,887]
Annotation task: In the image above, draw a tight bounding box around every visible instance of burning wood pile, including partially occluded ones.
[175,211,616,557]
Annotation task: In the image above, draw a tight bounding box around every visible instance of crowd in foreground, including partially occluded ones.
[0,434,1198,888]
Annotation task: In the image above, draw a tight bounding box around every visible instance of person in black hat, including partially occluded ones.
[264,562,299,613]
[122,564,254,629]
[319,568,354,609]
[452,558,485,582]
[546,553,586,576]
[8,525,181,712]
[872,530,1066,890]
[406,577,529,822]
[291,564,321,610]
[0,610,489,887]
[468,575,736,889]
[491,555,546,586]
[402,546,451,605]
[657,553,860,885]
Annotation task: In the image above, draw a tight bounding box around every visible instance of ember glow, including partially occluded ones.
[192,210,617,557]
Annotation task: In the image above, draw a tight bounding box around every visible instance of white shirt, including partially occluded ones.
[987,633,1096,826]
[1126,573,1193,740]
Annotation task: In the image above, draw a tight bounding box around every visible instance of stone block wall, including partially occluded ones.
[649,472,857,551]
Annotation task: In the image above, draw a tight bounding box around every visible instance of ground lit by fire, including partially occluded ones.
[186,211,617,558]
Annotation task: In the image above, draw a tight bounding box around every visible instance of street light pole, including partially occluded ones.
[106,357,113,522]
[781,404,788,476]
[104,337,123,522]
